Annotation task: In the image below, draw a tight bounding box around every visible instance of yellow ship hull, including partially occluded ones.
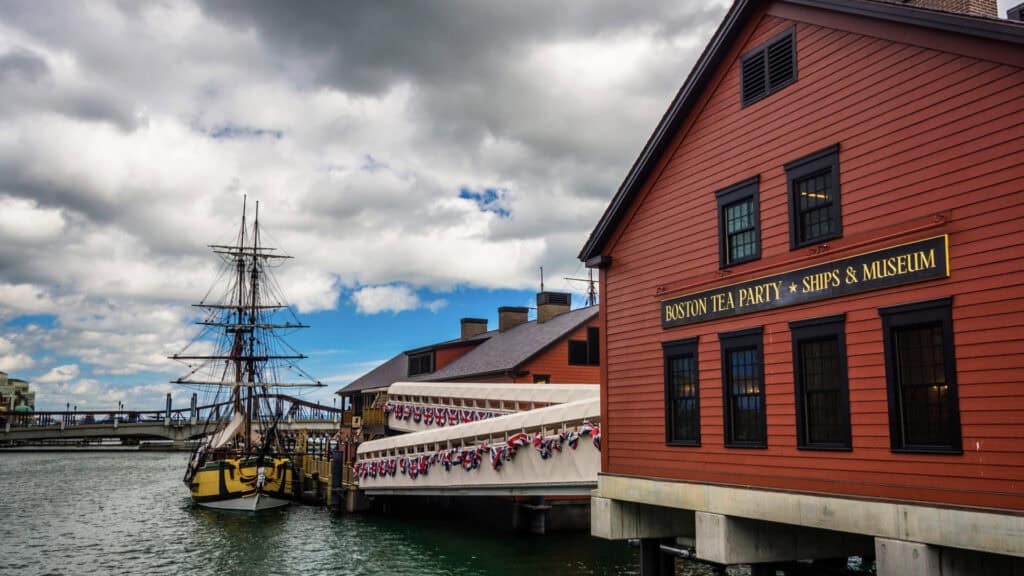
[187,456,295,511]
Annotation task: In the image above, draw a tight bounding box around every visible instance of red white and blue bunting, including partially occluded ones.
[383,401,509,428]
[354,420,600,482]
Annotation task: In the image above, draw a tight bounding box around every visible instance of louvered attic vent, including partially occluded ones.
[741,28,796,107]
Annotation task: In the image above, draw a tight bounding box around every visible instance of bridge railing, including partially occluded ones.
[1,394,344,431]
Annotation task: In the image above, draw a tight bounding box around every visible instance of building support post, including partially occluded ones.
[639,539,675,576]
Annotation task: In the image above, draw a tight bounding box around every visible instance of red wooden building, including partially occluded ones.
[580,0,1023,573]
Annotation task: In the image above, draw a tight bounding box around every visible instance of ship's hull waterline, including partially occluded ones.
[187,456,297,512]
[197,492,291,512]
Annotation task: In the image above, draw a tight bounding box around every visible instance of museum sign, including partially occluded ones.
[661,235,949,328]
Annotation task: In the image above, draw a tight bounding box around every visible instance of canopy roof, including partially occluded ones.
[358,396,599,456]
[386,381,598,405]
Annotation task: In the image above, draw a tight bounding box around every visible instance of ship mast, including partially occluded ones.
[169,196,323,455]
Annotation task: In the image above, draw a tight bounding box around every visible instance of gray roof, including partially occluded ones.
[338,352,408,395]
[337,305,599,393]
[416,306,598,381]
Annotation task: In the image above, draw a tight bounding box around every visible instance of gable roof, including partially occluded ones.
[578,0,1024,263]
[337,306,599,394]
[416,306,598,381]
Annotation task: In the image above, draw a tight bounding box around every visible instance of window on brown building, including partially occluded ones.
[533,374,550,384]
[716,176,761,268]
[407,351,435,376]
[786,144,842,248]
[663,337,700,446]
[569,327,600,366]
[880,298,962,453]
[720,327,766,447]
[790,315,851,450]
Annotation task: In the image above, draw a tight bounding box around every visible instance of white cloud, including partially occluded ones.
[350,284,447,315]
[0,0,729,406]
[36,363,79,384]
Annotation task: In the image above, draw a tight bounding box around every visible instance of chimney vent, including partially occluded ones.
[896,0,997,18]
[536,291,571,324]
[498,306,529,332]
[460,318,488,340]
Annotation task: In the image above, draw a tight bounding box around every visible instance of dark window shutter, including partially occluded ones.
[587,327,600,366]
[767,33,794,90]
[741,28,795,107]
[568,340,589,365]
[741,50,767,106]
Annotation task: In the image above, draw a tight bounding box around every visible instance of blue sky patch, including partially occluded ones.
[459,187,511,218]
[210,125,284,140]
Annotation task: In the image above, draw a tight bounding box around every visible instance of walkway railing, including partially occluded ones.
[1,394,344,431]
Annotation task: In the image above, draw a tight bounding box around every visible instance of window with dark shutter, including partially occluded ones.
[786,145,842,248]
[741,28,796,107]
[879,298,962,453]
[716,176,761,268]
[569,328,600,366]
[720,327,766,448]
[568,340,589,365]
[664,338,700,446]
[408,351,435,376]
[790,315,851,450]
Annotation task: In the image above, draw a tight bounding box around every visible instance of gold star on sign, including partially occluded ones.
[789,283,798,293]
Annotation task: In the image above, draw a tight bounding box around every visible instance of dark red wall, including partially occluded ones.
[599,2,1024,511]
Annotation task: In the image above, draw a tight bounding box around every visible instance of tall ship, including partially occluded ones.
[171,198,322,511]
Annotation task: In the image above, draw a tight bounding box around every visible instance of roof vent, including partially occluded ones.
[741,29,796,107]
[536,291,571,324]
[460,318,488,340]
[498,306,529,333]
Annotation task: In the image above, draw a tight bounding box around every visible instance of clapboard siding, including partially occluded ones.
[518,319,601,384]
[599,6,1024,512]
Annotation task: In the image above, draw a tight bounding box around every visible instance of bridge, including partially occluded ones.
[0,394,343,446]
[356,382,600,497]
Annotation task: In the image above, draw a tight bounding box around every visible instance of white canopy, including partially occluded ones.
[358,397,599,457]
[385,381,597,405]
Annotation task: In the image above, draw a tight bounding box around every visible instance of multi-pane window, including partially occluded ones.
[880,298,962,453]
[790,315,851,450]
[663,338,700,446]
[407,351,434,376]
[785,145,842,248]
[720,328,766,447]
[725,199,757,262]
[716,177,761,268]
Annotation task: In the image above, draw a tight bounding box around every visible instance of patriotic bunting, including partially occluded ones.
[356,421,600,483]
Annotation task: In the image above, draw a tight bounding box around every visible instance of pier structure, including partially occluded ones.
[576,0,1024,573]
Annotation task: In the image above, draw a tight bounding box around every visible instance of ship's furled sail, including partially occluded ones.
[171,198,322,511]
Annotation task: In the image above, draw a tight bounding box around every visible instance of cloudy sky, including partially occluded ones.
[0,1,1015,411]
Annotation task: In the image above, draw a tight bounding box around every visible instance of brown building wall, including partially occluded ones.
[599,4,1024,511]
[434,342,481,371]
[518,319,601,384]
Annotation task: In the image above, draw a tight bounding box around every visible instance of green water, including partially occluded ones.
[0,452,643,576]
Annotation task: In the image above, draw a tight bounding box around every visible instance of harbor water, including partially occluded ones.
[1,452,646,576]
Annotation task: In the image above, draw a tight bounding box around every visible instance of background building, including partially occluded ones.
[0,371,36,416]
